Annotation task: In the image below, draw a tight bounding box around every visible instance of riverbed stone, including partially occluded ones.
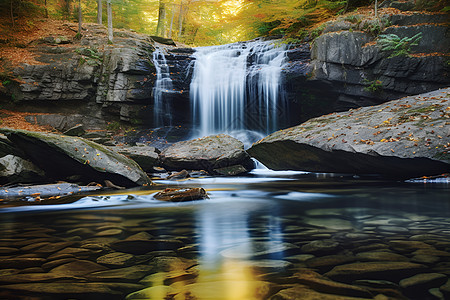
[50,260,108,276]
[305,255,358,271]
[0,272,84,284]
[220,242,298,259]
[0,258,45,269]
[294,271,373,298]
[125,285,175,299]
[269,285,370,300]
[302,217,354,230]
[400,273,448,294]
[96,252,136,267]
[41,258,77,271]
[300,239,340,255]
[325,262,427,283]
[159,134,254,173]
[0,282,144,299]
[356,251,409,262]
[86,265,153,282]
[110,239,184,254]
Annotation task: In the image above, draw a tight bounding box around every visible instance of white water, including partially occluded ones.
[190,40,287,138]
[152,47,173,127]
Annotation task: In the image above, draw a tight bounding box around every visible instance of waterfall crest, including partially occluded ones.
[189,40,287,138]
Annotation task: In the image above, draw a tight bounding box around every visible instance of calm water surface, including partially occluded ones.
[1,170,449,299]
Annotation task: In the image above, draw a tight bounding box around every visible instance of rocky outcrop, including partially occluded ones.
[249,88,450,178]
[159,134,254,174]
[1,129,152,187]
[307,8,450,111]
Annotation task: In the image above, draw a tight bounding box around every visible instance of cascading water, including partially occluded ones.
[189,40,287,139]
[152,47,173,127]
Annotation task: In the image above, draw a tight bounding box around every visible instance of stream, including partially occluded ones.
[1,170,449,299]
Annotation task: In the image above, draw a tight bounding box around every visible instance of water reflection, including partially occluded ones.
[0,172,449,299]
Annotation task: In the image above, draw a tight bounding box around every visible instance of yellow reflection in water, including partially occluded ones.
[138,259,269,300]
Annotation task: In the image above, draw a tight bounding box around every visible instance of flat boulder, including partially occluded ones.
[159,134,254,173]
[1,129,152,187]
[249,88,450,178]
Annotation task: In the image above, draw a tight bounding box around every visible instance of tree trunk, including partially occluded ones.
[97,0,102,24]
[168,3,175,38]
[78,0,82,35]
[156,1,166,37]
[44,0,48,18]
[178,2,183,38]
[107,0,113,43]
[10,0,14,28]
[375,0,378,18]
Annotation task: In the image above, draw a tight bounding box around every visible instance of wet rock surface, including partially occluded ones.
[249,88,450,178]
[159,134,255,173]
[0,129,152,187]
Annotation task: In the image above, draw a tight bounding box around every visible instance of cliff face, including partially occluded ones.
[308,9,450,112]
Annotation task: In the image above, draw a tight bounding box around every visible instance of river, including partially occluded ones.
[1,169,449,299]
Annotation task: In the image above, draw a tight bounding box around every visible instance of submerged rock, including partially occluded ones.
[1,129,152,187]
[249,88,450,178]
[159,134,254,173]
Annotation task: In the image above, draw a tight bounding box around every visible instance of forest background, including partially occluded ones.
[0,0,448,46]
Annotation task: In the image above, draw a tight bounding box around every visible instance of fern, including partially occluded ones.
[377,32,423,58]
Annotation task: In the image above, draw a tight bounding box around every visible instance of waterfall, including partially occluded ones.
[189,40,287,138]
[152,47,173,127]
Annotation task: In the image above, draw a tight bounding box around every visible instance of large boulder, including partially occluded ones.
[108,145,159,172]
[159,134,254,173]
[248,88,450,178]
[1,129,152,187]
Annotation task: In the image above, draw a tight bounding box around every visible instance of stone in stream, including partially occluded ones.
[126,286,175,300]
[0,258,46,269]
[86,265,153,282]
[159,134,254,173]
[325,262,427,283]
[96,252,136,267]
[110,239,184,255]
[41,258,77,271]
[0,247,19,255]
[302,217,354,230]
[220,242,299,259]
[153,187,208,202]
[399,273,448,295]
[1,129,152,187]
[0,273,84,284]
[248,88,450,178]
[356,251,409,262]
[440,279,450,298]
[269,285,371,300]
[300,239,340,255]
[49,260,108,276]
[293,271,373,298]
[0,282,144,299]
[305,255,358,271]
